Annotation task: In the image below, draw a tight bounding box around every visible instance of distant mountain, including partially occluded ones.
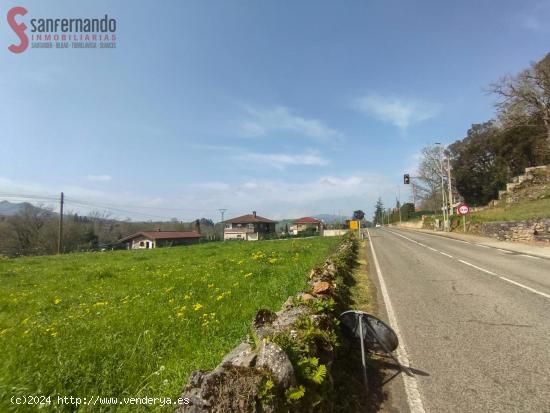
[313,214,349,223]
[0,201,29,216]
[0,201,53,217]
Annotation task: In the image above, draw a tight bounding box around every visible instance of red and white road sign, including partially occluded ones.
[457,204,470,215]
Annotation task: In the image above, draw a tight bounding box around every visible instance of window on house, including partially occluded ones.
[225,224,231,229]
[139,241,144,247]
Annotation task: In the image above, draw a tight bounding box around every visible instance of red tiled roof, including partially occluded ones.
[293,217,322,224]
[120,231,201,242]
[224,213,277,224]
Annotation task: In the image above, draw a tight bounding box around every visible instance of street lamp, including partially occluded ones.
[435,143,448,231]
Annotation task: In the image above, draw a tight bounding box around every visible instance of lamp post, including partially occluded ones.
[435,143,448,231]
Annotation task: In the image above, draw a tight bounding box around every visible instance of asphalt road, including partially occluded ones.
[366,227,550,413]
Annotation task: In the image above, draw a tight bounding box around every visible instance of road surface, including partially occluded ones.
[366,227,550,413]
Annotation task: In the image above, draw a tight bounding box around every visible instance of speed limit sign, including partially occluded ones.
[457,204,470,215]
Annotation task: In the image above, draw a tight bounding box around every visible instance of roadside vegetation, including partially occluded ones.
[0,237,340,411]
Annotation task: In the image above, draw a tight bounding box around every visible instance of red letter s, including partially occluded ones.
[7,7,29,53]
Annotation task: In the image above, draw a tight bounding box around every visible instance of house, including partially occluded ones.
[119,230,202,249]
[224,211,277,241]
[289,217,323,235]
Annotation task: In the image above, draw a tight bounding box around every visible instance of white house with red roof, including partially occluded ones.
[223,211,277,241]
[289,217,324,235]
[119,230,202,249]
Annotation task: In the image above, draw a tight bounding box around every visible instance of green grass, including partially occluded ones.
[467,198,550,223]
[0,237,341,412]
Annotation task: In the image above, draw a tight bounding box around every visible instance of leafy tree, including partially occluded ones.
[448,122,507,205]
[373,198,384,225]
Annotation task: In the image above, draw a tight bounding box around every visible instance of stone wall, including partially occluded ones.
[470,218,550,242]
[392,220,424,229]
[497,165,550,205]
[176,236,358,413]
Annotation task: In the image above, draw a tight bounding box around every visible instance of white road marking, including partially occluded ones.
[499,276,550,299]
[457,259,499,276]
[367,229,426,413]
[519,254,541,260]
[497,248,512,254]
[475,244,490,248]
[385,228,550,301]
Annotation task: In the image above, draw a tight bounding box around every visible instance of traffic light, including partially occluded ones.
[404,174,410,184]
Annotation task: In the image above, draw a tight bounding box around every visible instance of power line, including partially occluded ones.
[0,192,211,221]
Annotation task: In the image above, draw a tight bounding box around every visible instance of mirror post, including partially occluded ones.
[358,313,369,391]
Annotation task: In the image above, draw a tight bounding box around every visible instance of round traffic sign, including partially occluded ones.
[458,204,470,215]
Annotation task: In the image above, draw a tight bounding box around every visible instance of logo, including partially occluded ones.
[6,6,117,53]
[7,6,28,53]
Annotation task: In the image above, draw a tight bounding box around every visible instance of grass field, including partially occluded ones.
[467,198,550,222]
[0,237,341,411]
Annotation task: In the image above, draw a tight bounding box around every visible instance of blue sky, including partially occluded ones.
[1,0,549,221]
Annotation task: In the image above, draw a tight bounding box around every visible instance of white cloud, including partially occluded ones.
[354,94,439,130]
[235,151,329,170]
[241,106,343,142]
[0,172,401,222]
[85,174,112,182]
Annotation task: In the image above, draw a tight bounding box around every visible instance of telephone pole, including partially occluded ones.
[218,209,227,241]
[57,192,64,254]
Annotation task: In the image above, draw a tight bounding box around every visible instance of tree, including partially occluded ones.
[400,203,415,220]
[416,145,448,213]
[373,198,384,225]
[490,53,550,149]
[8,204,52,255]
[448,122,506,205]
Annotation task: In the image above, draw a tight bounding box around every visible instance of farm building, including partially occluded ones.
[119,230,202,249]
[289,217,324,235]
[224,211,277,241]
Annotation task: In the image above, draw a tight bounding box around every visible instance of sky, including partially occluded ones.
[1,0,549,222]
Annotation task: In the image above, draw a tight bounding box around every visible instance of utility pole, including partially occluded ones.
[436,143,448,231]
[218,209,227,241]
[397,186,402,224]
[412,183,417,211]
[57,192,64,254]
[447,155,453,216]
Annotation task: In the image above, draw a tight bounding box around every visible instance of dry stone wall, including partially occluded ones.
[471,218,550,242]
[176,236,358,413]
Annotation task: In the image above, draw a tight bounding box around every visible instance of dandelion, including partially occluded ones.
[53,297,62,305]
[193,303,203,311]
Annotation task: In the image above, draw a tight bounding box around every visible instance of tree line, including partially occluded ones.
[0,203,217,257]
[415,52,550,209]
